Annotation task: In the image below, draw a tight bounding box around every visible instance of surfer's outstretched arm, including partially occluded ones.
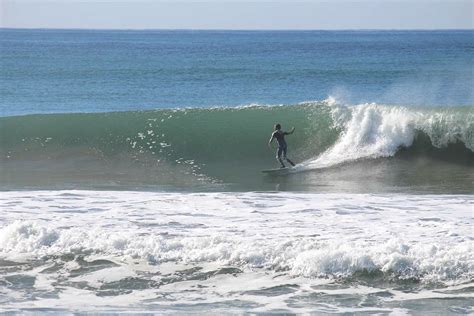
[286,127,295,135]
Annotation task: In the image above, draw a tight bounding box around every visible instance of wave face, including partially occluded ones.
[1,101,473,192]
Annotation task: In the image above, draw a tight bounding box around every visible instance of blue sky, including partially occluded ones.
[1,0,473,30]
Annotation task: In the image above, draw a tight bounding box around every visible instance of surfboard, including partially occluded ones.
[261,167,293,175]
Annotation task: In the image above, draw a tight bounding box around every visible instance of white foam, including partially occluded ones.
[0,190,472,312]
[0,191,471,281]
[303,102,473,169]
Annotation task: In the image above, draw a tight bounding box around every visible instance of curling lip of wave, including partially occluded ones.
[300,101,473,170]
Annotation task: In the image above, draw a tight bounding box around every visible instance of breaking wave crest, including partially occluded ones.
[303,101,473,169]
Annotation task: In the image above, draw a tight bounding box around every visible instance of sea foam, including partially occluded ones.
[0,191,471,283]
[0,190,472,313]
[304,101,473,169]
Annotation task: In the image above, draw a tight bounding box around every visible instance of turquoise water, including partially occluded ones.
[1,103,473,192]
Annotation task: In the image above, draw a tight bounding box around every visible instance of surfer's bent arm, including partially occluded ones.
[268,134,275,147]
[285,127,295,135]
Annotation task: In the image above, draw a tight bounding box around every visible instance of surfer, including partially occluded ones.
[268,124,296,168]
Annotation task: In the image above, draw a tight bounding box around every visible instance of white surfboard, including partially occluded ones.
[261,167,294,175]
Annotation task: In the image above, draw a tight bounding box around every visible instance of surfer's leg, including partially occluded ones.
[278,157,286,168]
[276,147,286,168]
[286,158,296,166]
[283,147,295,166]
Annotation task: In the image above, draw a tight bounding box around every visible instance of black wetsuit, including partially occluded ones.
[271,130,295,167]
[272,130,288,158]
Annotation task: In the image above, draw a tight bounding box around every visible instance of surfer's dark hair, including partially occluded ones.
[274,124,281,130]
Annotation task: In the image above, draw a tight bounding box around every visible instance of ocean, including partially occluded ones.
[0,29,473,314]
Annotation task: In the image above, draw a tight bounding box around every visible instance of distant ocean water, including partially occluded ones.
[0,29,473,314]
[1,29,473,117]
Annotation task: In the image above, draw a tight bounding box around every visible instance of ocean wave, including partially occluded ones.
[1,100,472,190]
[3,225,470,285]
[0,190,472,314]
[303,101,473,169]
[0,191,472,286]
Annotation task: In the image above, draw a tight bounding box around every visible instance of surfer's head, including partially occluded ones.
[274,123,281,130]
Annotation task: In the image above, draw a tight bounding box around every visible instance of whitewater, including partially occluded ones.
[0,191,472,314]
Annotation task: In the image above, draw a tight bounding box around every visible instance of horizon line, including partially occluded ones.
[2,27,473,32]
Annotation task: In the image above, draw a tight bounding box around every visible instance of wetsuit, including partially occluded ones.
[272,130,295,167]
[272,130,289,159]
